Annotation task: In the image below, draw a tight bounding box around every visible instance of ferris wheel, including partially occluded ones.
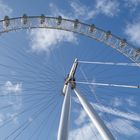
[0,14,140,140]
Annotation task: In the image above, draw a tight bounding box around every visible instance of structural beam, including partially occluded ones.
[58,58,78,140]
[57,84,71,140]
[76,81,140,89]
[62,58,78,95]
[74,88,115,140]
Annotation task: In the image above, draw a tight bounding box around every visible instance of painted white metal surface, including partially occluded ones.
[57,84,71,140]
[58,59,78,140]
[76,81,139,89]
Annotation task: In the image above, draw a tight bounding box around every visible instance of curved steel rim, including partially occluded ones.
[1,15,140,67]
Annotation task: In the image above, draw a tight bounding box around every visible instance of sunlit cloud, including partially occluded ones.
[125,20,140,46]
[29,29,77,53]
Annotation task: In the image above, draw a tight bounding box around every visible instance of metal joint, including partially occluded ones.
[62,58,78,95]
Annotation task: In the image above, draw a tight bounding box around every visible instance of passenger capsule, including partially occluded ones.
[135,48,140,57]
[57,16,62,25]
[120,39,126,48]
[3,16,10,27]
[21,14,28,25]
[89,24,95,32]
[40,14,45,24]
[74,19,79,29]
[105,31,111,39]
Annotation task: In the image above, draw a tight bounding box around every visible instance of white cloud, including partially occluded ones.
[125,20,140,46]
[0,0,12,18]
[70,108,102,140]
[107,118,140,137]
[93,103,140,122]
[74,109,87,126]
[29,29,77,53]
[3,81,22,93]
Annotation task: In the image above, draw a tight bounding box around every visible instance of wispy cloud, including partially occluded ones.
[107,118,140,137]
[0,0,12,18]
[125,20,140,46]
[70,0,119,20]
[93,103,140,122]
[94,0,120,17]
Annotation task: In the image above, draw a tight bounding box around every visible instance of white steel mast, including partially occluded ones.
[57,59,78,140]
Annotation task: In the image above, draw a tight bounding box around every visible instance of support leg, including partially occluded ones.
[57,84,71,140]
[74,88,115,140]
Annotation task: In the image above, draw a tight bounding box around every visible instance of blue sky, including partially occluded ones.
[0,0,140,140]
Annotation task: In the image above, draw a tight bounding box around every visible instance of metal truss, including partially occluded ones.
[0,14,140,67]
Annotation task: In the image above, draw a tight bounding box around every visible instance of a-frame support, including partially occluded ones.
[74,88,115,140]
[57,58,115,140]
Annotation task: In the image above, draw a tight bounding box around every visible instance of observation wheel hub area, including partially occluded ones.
[62,58,78,95]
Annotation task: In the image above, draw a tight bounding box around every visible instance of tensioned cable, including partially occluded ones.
[79,60,138,67]
[76,81,140,89]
